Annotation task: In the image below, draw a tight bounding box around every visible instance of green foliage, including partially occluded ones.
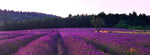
[91,16,95,25]
[91,16,105,31]
[0,15,93,31]
[144,44,149,48]
[116,20,150,30]
[0,11,150,31]
[91,16,96,27]
[115,20,130,28]
[125,52,130,55]
[128,26,147,30]
[109,48,119,55]
[0,17,59,31]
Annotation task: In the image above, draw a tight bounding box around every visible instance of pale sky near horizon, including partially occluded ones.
[0,0,149,17]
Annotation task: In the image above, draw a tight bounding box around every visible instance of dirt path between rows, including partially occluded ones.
[57,37,64,55]
[56,29,68,55]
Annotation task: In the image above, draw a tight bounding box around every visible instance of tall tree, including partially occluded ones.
[92,16,105,32]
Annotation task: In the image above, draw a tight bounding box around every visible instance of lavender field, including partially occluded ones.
[0,28,150,55]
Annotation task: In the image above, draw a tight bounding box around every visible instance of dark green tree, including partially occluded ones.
[91,16,105,32]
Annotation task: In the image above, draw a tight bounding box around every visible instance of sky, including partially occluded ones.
[0,0,149,17]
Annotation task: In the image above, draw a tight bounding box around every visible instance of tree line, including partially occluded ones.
[0,11,150,31]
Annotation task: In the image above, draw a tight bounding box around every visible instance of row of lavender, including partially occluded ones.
[0,28,149,55]
[59,31,108,55]
[0,29,53,55]
[13,32,58,55]
[63,28,150,55]
[0,28,52,40]
[0,34,47,55]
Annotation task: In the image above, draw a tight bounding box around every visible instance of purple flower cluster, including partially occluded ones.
[0,29,53,55]
[0,28,149,55]
[0,35,16,40]
[0,35,41,55]
[59,32,107,55]
[66,28,150,55]
[8,29,52,35]
[13,32,58,55]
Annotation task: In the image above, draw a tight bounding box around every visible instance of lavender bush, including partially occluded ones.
[13,32,58,55]
[59,32,107,55]
[66,28,150,55]
[0,34,45,55]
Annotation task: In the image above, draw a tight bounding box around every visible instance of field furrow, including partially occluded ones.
[57,31,68,55]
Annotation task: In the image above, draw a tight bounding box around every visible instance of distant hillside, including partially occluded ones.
[0,9,58,23]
